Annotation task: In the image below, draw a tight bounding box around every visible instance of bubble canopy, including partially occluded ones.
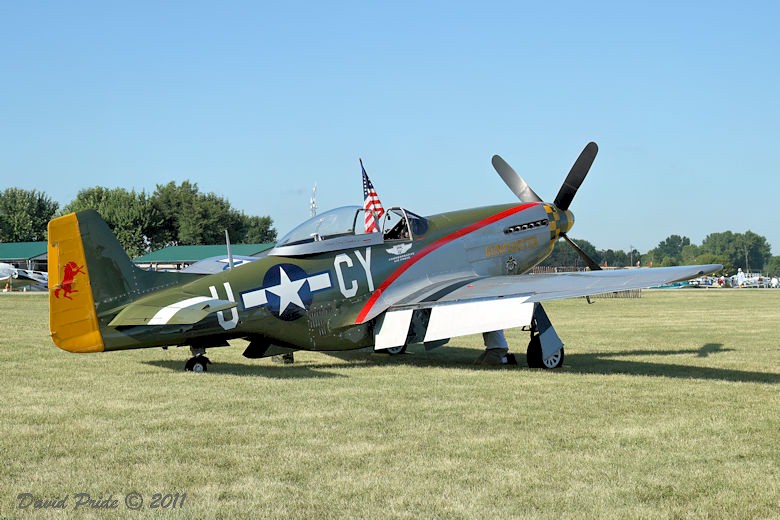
[276,206,370,247]
[274,206,429,251]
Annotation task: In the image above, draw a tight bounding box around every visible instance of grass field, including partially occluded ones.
[1,290,778,519]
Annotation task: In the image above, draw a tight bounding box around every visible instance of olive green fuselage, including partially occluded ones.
[96,202,570,352]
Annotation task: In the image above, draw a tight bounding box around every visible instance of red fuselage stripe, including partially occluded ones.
[355,203,537,323]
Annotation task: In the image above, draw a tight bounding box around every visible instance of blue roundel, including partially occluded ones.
[262,263,314,321]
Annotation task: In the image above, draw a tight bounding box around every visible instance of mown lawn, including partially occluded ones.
[1,290,778,519]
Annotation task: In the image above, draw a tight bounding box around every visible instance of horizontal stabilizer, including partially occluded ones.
[108,297,237,327]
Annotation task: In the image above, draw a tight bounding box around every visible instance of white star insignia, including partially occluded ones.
[266,266,307,314]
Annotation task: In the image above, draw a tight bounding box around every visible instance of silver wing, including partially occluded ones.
[374,264,721,349]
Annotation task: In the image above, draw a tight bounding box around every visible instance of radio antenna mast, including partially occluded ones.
[310,183,318,217]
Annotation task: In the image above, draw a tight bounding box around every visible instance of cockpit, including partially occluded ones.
[271,206,428,256]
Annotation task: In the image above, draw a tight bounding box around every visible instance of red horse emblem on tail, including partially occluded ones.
[54,262,85,300]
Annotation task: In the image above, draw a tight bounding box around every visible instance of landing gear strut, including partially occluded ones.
[185,346,211,372]
[526,304,565,369]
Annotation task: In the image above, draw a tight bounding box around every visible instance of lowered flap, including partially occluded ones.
[423,297,534,342]
[374,309,414,350]
[108,297,238,327]
[373,297,535,349]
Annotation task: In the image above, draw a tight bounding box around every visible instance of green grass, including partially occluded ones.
[1,290,778,519]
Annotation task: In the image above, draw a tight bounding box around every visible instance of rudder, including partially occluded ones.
[48,212,104,353]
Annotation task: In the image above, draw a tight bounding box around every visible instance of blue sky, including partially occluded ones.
[2,1,778,253]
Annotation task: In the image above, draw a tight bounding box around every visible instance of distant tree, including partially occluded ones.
[540,239,575,267]
[764,256,780,277]
[647,235,691,266]
[626,248,642,267]
[700,231,771,272]
[540,238,601,269]
[61,187,160,258]
[660,255,679,267]
[0,188,59,242]
[150,181,276,247]
[149,181,200,247]
[680,244,701,265]
[176,192,240,245]
[241,214,277,243]
[599,248,629,267]
[692,254,732,276]
[738,231,771,273]
[638,251,656,267]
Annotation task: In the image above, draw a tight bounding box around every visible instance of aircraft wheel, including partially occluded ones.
[541,348,564,369]
[526,335,564,369]
[185,355,210,372]
[385,345,407,355]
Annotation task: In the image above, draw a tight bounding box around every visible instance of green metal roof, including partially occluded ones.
[134,243,275,263]
[0,241,48,261]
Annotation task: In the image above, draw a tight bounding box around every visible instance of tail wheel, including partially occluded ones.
[192,357,209,372]
[385,345,407,355]
[185,355,210,372]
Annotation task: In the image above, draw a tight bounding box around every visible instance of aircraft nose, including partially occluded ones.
[544,205,574,240]
[560,209,574,234]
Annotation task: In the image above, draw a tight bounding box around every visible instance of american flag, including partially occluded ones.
[361,159,385,233]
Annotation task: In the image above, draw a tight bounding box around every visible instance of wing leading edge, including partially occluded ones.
[432,264,722,304]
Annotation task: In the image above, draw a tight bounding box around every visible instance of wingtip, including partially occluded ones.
[698,264,723,275]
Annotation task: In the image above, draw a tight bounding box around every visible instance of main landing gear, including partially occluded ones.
[185,346,211,372]
[526,330,564,369]
[474,306,565,368]
[525,303,565,369]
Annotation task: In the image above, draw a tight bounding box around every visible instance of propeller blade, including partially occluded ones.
[491,155,543,204]
[553,141,598,211]
[562,234,602,271]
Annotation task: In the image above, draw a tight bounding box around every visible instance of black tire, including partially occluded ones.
[185,355,210,372]
[526,334,543,368]
[385,345,407,355]
[526,334,564,369]
[192,358,208,372]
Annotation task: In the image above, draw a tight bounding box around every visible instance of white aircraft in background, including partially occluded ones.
[0,262,48,290]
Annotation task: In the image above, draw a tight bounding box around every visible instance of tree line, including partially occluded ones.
[541,232,779,275]
[1,185,777,274]
[0,183,276,258]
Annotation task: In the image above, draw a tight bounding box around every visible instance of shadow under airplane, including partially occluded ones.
[145,342,778,385]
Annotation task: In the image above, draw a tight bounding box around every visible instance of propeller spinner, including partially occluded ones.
[492,142,601,270]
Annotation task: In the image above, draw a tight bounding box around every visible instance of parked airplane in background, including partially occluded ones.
[48,142,720,371]
[1,262,47,290]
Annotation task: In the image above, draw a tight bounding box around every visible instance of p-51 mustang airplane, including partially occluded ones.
[48,142,720,371]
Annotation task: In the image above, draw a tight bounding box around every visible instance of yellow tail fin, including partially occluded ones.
[48,213,104,353]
